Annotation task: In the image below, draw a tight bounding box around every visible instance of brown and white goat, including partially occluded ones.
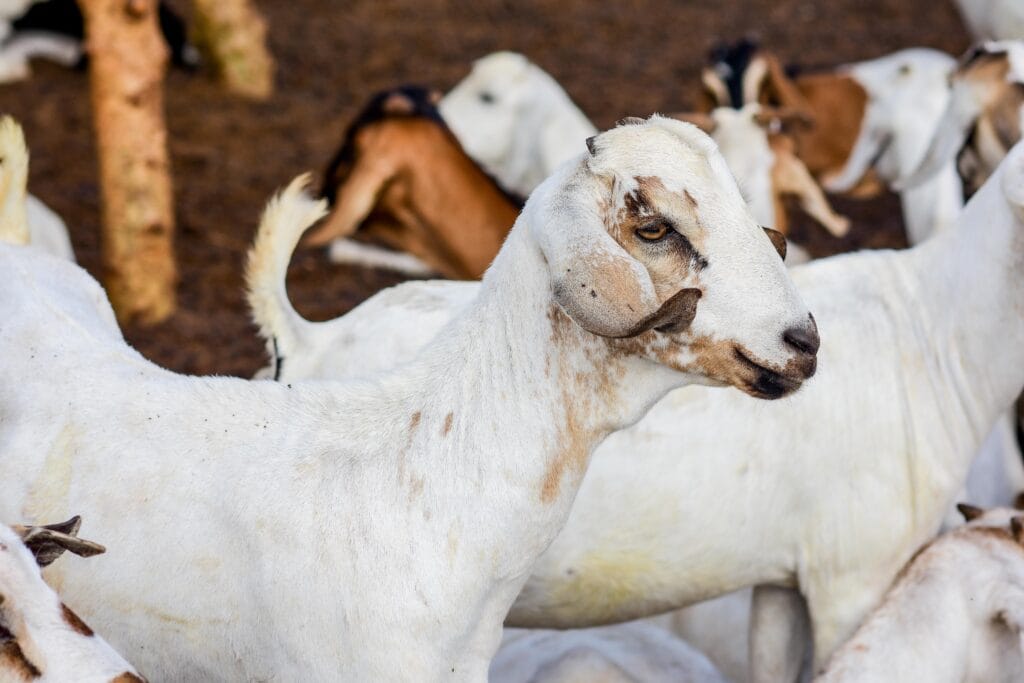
[306,85,519,280]
[0,517,144,682]
[700,40,885,197]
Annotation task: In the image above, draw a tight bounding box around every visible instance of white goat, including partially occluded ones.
[250,136,1024,682]
[901,41,1024,193]
[439,51,597,197]
[490,623,730,683]
[0,117,816,681]
[953,0,1024,41]
[816,504,1024,682]
[511,140,1024,682]
[0,116,73,260]
[0,518,144,682]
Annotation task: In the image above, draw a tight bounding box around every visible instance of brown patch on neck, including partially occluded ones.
[0,640,41,680]
[60,603,93,637]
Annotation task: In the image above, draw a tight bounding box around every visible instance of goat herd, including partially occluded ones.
[3,1,1024,682]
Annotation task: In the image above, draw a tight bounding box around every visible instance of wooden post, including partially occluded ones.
[80,0,177,324]
[192,0,274,100]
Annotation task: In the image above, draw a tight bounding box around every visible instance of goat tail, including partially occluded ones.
[0,115,29,246]
[245,173,328,370]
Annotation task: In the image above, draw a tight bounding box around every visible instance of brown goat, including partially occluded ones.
[305,86,520,280]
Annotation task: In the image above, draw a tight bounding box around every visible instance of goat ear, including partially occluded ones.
[532,167,698,338]
[957,503,985,522]
[12,517,106,567]
[762,227,787,261]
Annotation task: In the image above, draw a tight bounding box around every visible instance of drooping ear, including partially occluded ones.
[957,502,985,522]
[12,517,106,567]
[531,165,694,338]
[762,227,787,261]
[701,67,730,108]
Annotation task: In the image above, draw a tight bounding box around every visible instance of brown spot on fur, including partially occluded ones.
[61,603,93,636]
[441,411,453,437]
[0,641,40,679]
[110,674,146,683]
[409,411,421,431]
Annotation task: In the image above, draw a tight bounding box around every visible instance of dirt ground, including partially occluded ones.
[0,0,972,377]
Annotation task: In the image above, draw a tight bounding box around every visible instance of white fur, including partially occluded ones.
[0,523,142,682]
[0,118,812,681]
[439,51,598,197]
[817,507,1024,682]
[248,137,1024,682]
[491,623,730,683]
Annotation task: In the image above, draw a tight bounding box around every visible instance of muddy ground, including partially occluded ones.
[0,0,971,376]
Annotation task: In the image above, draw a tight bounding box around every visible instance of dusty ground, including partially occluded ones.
[0,0,971,376]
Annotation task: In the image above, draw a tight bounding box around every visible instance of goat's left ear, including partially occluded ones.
[957,502,985,522]
[13,516,106,567]
[762,227,787,261]
[532,164,696,338]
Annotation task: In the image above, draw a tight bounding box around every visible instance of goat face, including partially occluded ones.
[528,115,818,399]
[439,51,533,171]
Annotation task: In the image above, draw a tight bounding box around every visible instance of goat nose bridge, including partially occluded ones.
[783,315,820,356]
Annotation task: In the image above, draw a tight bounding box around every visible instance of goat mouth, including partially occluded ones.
[732,347,804,400]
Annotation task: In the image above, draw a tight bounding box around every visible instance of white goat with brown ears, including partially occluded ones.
[0,116,815,681]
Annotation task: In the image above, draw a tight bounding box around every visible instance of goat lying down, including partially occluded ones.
[901,41,1024,194]
[817,504,1024,682]
[0,117,816,681]
[0,518,145,682]
[490,623,730,683]
[249,132,1024,682]
[310,85,519,280]
[703,42,964,245]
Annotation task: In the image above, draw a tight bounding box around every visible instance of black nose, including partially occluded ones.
[783,317,820,357]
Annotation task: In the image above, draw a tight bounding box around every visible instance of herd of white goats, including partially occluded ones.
[5,4,1024,682]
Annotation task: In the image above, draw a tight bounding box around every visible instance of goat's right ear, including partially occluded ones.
[13,517,106,567]
[956,502,985,522]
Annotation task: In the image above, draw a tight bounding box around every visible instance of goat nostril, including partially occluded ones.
[783,325,820,356]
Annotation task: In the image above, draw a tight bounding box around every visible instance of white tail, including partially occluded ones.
[0,115,29,246]
[244,174,328,373]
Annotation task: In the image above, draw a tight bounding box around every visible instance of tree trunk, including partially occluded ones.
[80,0,176,325]
[192,0,274,100]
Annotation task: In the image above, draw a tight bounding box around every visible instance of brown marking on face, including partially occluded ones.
[441,411,453,437]
[110,674,146,683]
[60,603,93,637]
[0,640,41,680]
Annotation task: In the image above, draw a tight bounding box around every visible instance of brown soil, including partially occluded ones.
[0,0,971,377]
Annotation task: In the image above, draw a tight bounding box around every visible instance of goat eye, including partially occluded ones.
[479,91,495,104]
[636,221,670,242]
